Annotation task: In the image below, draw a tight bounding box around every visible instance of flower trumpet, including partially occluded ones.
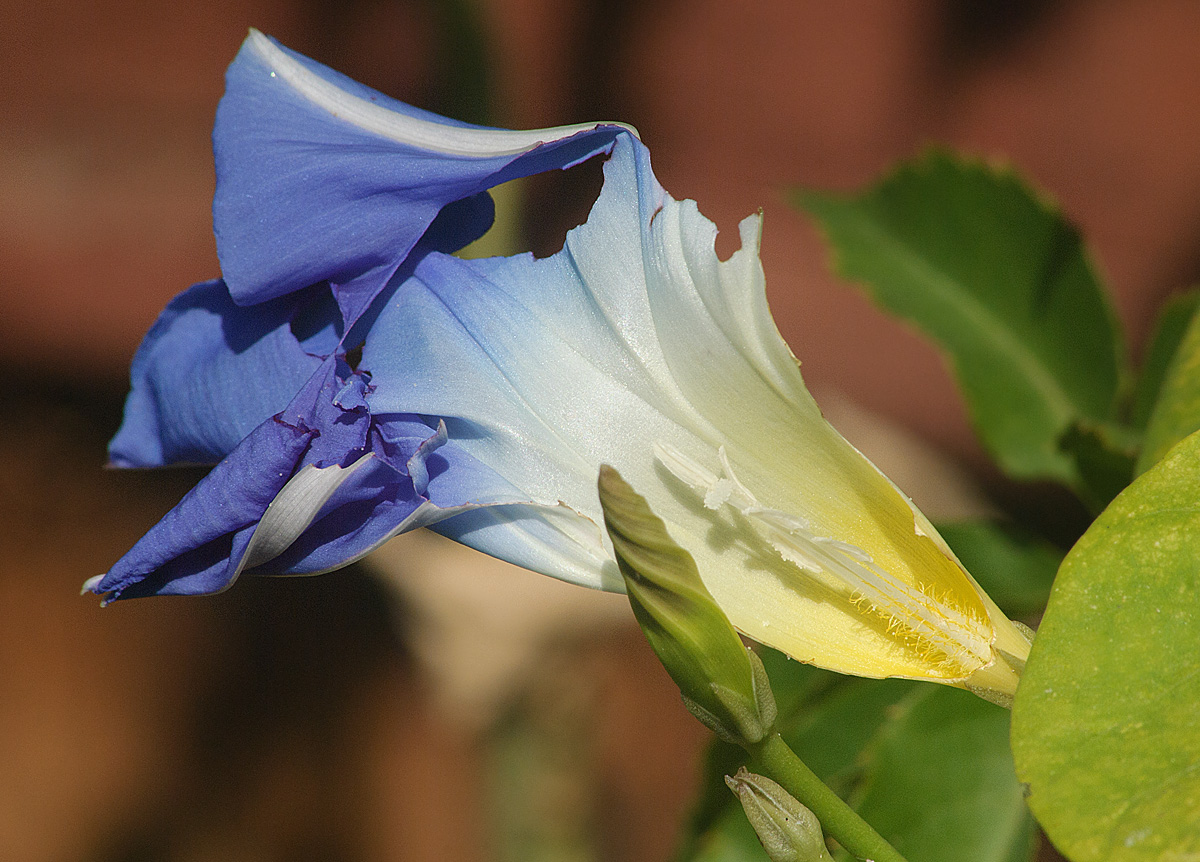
[91,32,1031,700]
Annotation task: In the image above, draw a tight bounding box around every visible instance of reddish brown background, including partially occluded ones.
[3,1,1199,860]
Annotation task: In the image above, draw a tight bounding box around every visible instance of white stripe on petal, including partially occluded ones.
[239,454,376,573]
[247,29,638,157]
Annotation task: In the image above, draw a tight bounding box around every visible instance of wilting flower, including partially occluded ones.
[91,31,1031,698]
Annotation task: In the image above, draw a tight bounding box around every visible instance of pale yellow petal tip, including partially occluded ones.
[958,617,1034,707]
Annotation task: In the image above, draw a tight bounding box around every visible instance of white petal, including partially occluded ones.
[238,454,375,573]
[366,135,1000,681]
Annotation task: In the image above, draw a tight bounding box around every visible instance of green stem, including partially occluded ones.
[746,732,908,862]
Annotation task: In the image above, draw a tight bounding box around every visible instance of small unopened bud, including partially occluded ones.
[725,768,831,862]
[598,465,776,745]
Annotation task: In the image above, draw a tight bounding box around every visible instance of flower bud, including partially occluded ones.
[725,768,831,862]
[598,465,776,745]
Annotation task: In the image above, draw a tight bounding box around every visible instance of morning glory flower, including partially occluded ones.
[92,32,1032,699]
[358,134,1031,699]
[86,30,634,600]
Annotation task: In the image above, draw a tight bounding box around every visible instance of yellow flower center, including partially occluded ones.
[655,443,994,679]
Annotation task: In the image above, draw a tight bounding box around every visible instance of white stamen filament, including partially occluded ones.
[655,442,993,676]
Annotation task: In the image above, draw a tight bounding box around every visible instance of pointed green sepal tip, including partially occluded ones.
[725,768,832,862]
[598,465,776,745]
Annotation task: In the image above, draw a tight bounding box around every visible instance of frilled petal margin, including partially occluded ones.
[363,134,1031,691]
[215,29,637,326]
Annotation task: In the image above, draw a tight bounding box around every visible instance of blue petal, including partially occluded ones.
[430,504,618,591]
[257,415,525,576]
[252,454,420,576]
[359,132,769,590]
[97,357,546,597]
[213,30,635,324]
[245,405,613,584]
[281,357,372,468]
[361,134,674,505]
[95,358,363,599]
[92,414,317,600]
[108,279,328,467]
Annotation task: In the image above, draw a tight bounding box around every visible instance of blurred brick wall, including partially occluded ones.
[3,2,1199,860]
[5,0,1200,453]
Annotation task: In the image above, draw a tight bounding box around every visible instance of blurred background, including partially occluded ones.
[3,1,1200,859]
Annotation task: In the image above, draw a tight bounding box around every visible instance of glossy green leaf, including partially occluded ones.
[1136,295,1200,474]
[794,151,1124,486]
[853,686,1036,862]
[937,520,1062,617]
[1012,430,1200,861]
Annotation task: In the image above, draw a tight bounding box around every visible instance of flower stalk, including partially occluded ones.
[599,465,907,862]
[748,733,908,862]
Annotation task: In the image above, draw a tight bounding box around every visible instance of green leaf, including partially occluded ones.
[794,150,1124,486]
[757,647,843,721]
[681,670,1035,862]
[853,686,1037,862]
[1012,430,1200,861]
[1136,293,1200,474]
[1130,289,1200,430]
[936,520,1062,617]
[1058,421,1139,513]
[780,677,917,798]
